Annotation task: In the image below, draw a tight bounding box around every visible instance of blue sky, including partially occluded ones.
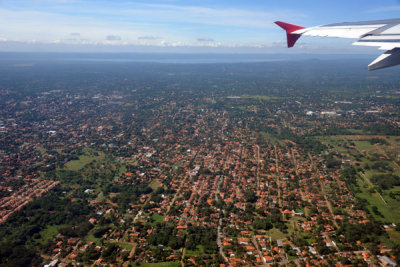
[1,0,400,53]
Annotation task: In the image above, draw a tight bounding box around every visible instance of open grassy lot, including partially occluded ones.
[387,230,400,245]
[259,131,285,146]
[150,213,164,226]
[119,243,133,250]
[36,225,59,245]
[85,233,102,245]
[36,147,47,153]
[185,245,204,257]
[65,152,105,170]
[267,228,287,240]
[149,180,162,190]
[357,180,391,220]
[319,135,400,224]
[355,172,400,223]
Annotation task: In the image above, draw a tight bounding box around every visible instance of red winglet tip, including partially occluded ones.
[275,21,305,48]
[287,34,301,48]
[274,21,305,33]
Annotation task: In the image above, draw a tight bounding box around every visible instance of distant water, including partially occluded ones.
[0,52,374,64]
[56,53,288,64]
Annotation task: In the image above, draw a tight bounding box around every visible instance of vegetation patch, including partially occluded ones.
[149,180,162,190]
[65,152,104,171]
[267,228,287,240]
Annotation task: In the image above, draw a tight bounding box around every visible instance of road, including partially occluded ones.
[308,153,339,229]
[256,145,261,197]
[290,148,307,203]
[322,232,339,252]
[360,172,388,206]
[167,175,189,214]
[181,247,186,267]
[251,236,267,267]
[217,218,230,265]
[274,146,283,209]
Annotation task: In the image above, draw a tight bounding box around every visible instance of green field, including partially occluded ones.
[85,233,102,245]
[319,135,400,225]
[356,173,400,223]
[150,213,164,226]
[387,230,400,245]
[119,243,133,250]
[149,180,162,190]
[259,131,285,146]
[352,140,374,151]
[36,147,47,154]
[185,245,204,257]
[267,228,287,240]
[36,225,59,245]
[65,151,104,170]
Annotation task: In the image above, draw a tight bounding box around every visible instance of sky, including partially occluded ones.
[1,0,400,53]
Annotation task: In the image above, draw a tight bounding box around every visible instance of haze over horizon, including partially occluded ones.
[1,0,400,54]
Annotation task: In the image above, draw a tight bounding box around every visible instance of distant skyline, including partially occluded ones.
[1,0,400,53]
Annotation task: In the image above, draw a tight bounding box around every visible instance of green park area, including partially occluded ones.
[149,180,162,190]
[65,150,105,171]
[149,213,164,226]
[320,135,400,229]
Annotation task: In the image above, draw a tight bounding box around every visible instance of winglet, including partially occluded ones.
[368,48,400,70]
[275,21,305,47]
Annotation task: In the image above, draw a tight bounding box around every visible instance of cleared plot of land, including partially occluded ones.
[352,140,375,151]
[149,180,162,190]
[356,178,400,222]
[119,243,133,250]
[259,131,285,146]
[387,230,400,244]
[36,225,58,245]
[185,245,204,257]
[85,233,102,245]
[36,147,47,154]
[65,151,104,170]
[267,228,287,240]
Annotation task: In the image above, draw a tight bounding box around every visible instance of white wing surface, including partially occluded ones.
[275,19,400,70]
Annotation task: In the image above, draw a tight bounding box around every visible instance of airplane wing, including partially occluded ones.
[275,19,400,70]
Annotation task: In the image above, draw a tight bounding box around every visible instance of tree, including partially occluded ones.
[101,243,120,262]
[244,190,257,203]
[252,218,273,230]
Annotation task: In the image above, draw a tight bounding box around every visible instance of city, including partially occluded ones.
[0,57,399,266]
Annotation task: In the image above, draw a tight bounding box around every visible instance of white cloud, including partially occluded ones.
[0,2,306,51]
[197,38,214,42]
[106,35,121,41]
[138,36,161,40]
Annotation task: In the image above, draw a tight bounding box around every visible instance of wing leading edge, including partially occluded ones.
[275,19,400,70]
